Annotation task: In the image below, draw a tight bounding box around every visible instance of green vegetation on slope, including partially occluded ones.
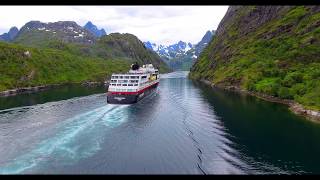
[92,33,170,73]
[13,29,171,74]
[0,42,130,92]
[0,27,171,92]
[190,6,320,111]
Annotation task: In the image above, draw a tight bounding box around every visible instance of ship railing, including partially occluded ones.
[108,88,138,92]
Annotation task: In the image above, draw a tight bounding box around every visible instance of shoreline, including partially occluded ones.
[198,79,320,123]
[0,81,108,97]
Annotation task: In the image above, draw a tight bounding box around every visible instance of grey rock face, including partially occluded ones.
[0,26,19,42]
[17,21,97,44]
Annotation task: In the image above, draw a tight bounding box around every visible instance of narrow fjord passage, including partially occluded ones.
[0,71,320,174]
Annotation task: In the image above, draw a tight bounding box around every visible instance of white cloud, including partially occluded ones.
[0,6,228,45]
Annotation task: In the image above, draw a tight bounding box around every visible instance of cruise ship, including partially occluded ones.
[107,63,160,104]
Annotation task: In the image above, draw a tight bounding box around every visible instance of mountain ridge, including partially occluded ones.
[144,30,215,70]
[2,20,169,72]
[0,20,171,92]
[13,20,97,46]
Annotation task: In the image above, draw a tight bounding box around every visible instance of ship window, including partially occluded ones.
[112,76,118,79]
[130,80,138,83]
[118,80,128,83]
[123,84,127,86]
[128,84,133,86]
[119,76,123,79]
[141,76,147,79]
[134,84,138,86]
[125,76,129,79]
[117,84,121,86]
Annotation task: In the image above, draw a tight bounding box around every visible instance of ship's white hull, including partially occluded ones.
[107,82,159,104]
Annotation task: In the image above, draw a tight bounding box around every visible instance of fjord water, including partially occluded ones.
[0,71,320,174]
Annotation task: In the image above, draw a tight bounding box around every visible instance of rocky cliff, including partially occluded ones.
[190,6,320,112]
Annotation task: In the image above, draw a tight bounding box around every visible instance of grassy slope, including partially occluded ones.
[190,6,320,111]
[0,42,130,92]
[13,31,171,74]
[92,33,171,73]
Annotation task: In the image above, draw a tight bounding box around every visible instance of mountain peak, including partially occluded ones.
[85,21,93,26]
[9,26,18,32]
[203,30,213,40]
[205,30,212,35]
[8,27,19,40]
[194,30,215,56]
[15,20,97,45]
[23,21,44,29]
[83,21,106,37]
[177,40,185,45]
[0,26,19,42]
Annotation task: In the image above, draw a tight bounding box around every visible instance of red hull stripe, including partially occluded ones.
[108,82,159,95]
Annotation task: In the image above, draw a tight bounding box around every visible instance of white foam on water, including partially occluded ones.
[0,104,129,174]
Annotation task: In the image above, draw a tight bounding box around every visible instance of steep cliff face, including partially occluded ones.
[190,6,320,111]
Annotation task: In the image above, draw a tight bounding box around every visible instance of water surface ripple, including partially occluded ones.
[0,71,320,174]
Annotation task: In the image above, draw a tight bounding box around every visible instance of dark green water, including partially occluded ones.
[0,71,319,174]
[0,84,106,111]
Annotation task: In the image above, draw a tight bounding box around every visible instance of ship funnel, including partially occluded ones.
[131,62,140,70]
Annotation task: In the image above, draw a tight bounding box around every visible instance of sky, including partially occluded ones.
[0,6,228,45]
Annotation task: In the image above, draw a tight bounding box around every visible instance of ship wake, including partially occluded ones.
[0,104,129,174]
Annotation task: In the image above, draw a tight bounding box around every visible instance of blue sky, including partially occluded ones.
[0,6,228,45]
